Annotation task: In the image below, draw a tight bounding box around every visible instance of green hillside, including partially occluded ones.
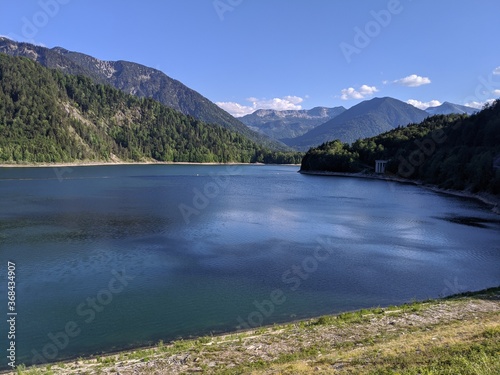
[301,101,500,195]
[0,54,302,164]
[0,37,289,151]
[286,97,429,150]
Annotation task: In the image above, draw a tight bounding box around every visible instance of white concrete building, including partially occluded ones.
[375,160,388,174]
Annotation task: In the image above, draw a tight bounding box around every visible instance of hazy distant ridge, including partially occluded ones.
[284,97,429,150]
[240,106,346,140]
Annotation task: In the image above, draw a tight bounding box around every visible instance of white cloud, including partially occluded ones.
[465,99,496,109]
[493,67,500,75]
[215,102,256,117]
[340,85,378,100]
[407,99,442,110]
[493,89,500,96]
[393,74,431,87]
[216,96,304,117]
[247,96,304,112]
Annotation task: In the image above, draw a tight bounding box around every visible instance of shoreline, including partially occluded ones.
[300,169,500,214]
[0,161,301,168]
[4,286,499,374]
[0,161,261,168]
[1,162,496,210]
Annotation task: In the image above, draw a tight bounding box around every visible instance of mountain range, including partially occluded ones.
[425,102,478,116]
[0,37,287,151]
[300,100,500,195]
[240,106,346,140]
[240,100,477,151]
[0,37,480,155]
[281,97,429,150]
[0,54,302,164]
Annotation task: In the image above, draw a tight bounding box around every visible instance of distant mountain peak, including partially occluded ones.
[240,106,346,141]
[51,46,71,54]
[284,97,428,150]
[425,102,477,116]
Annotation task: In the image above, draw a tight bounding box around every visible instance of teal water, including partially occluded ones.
[0,164,499,368]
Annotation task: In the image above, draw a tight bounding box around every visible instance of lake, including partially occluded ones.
[0,164,499,368]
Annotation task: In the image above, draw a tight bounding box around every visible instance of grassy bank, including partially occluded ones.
[8,287,499,374]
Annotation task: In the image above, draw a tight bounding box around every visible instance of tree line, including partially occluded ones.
[0,54,303,164]
[301,101,500,195]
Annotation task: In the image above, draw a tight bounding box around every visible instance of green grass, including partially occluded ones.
[363,329,500,375]
[10,287,499,375]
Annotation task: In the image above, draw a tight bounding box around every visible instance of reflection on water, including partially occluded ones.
[437,215,500,228]
[0,165,499,367]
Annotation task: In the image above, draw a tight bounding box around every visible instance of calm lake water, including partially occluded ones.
[0,164,499,368]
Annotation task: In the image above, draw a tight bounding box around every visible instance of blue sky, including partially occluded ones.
[1,0,500,116]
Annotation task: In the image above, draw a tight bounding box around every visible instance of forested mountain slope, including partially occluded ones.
[0,54,301,164]
[0,37,287,151]
[301,101,500,195]
[287,97,429,150]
